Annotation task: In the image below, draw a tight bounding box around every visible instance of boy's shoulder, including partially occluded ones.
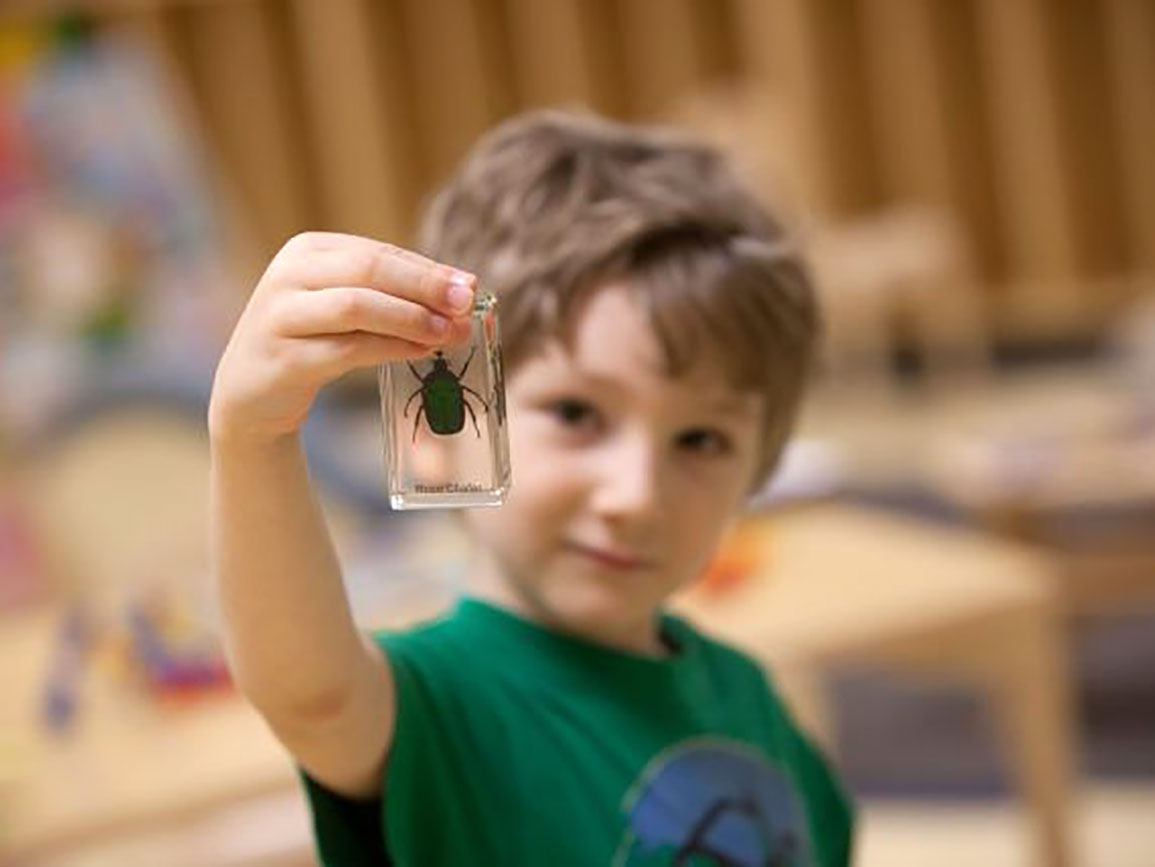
[371,602,772,683]
[368,599,790,726]
[369,605,467,660]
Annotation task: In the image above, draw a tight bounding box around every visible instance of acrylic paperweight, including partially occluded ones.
[379,291,511,510]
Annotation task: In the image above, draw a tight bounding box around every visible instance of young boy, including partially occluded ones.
[209,109,854,866]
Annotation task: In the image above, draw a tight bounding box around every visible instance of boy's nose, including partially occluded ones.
[590,436,665,525]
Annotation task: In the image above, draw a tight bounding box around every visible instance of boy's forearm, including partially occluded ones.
[210,433,366,716]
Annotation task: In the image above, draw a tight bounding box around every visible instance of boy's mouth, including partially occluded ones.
[565,541,653,571]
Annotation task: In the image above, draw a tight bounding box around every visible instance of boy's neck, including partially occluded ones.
[467,556,670,658]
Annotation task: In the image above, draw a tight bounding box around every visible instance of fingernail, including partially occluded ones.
[430,314,449,335]
[448,278,474,313]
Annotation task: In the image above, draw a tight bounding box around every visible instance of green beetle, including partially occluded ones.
[404,348,488,443]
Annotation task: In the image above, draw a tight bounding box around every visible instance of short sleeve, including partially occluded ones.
[300,769,391,866]
[296,630,408,866]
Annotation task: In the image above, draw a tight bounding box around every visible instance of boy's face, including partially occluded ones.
[466,282,764,655]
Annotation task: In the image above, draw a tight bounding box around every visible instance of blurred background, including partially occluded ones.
[0,1,1153,865]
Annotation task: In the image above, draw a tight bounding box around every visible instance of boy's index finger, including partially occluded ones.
[355,244,476,318]
[285,233,476,317]
[343,236,474,314]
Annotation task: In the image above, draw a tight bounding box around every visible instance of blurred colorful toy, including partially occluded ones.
[696,519,770,597]
[126,583,232,707]
[39,569,232,734]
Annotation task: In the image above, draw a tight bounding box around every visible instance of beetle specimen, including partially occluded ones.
[404,349,488,443]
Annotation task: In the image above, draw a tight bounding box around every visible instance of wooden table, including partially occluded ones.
[927,430,1155,614]
[676,503,1076,867]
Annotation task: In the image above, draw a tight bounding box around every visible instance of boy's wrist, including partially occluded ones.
[208,418,303,458]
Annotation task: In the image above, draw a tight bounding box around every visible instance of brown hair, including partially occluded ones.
[417,109,819,488]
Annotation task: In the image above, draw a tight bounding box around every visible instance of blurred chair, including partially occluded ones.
[928,423,1155,617]
[807,204,992,400]
[677,502,1076,867]
[671,85,993,400]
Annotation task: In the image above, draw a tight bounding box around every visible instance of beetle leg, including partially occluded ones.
[403,388,421,418]
[462,385,488,411]
[463,397,482,438]
[412,405,426,443]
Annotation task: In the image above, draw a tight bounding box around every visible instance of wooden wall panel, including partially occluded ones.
[15,0,1154,344]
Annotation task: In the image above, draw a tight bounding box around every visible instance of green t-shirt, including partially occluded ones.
[303,597,854,866]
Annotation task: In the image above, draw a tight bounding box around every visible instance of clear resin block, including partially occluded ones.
[379,291,511,510]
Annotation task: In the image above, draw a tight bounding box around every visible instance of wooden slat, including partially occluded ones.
[616,0,711,119]
[858,0,954,208]
[396,0,510,191]
[973,0,1089,336]
[575,0,637,120]
[926,1,1005,284]
[858,0,1007,288]
[1048,0,1127,281]
[499,0,604,111]
[289,0,414,241]
[730,0,839,220]
[695,0,740,83]
[799,0,881,219]
[733,0,880,221]
[1102,0,1155,275]
[173,0,315,257]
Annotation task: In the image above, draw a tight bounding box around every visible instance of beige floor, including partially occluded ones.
[24,789,314,867]
[25,782,1155,866]
[858,783,1155,867]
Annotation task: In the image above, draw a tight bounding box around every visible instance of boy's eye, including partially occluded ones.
[677,428,733,456]
[549,399,600,430]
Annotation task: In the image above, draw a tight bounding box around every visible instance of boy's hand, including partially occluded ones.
[209,232,475,445]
